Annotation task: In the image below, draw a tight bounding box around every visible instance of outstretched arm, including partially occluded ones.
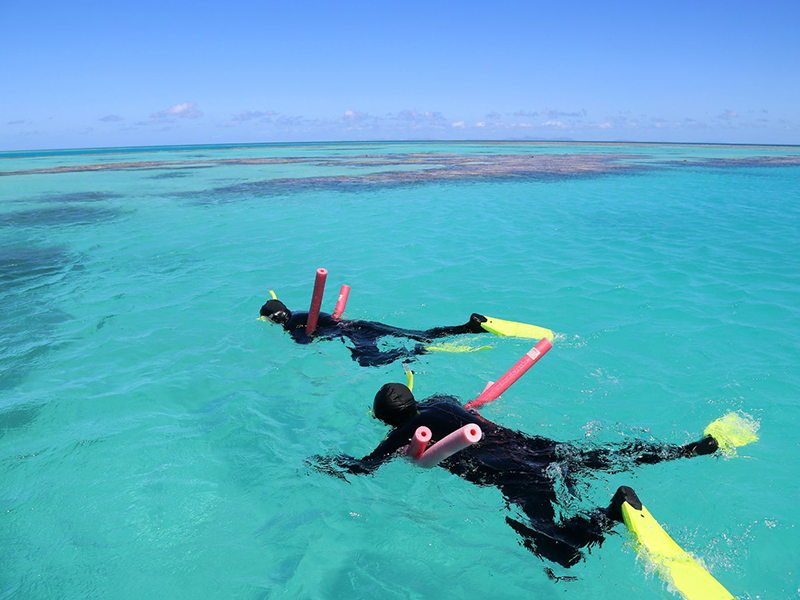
[310,453,388,478]
[308,423,418,478]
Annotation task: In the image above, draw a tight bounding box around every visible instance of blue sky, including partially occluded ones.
[1,0,798,150]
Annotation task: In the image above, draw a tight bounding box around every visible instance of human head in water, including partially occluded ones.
[373,383,418,427]
[260,299,292,325]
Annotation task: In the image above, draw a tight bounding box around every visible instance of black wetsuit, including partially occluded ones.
[281,311,482,367]
[321,396,702,568]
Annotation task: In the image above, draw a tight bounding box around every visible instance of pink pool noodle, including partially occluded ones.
[407,426,432,460]
[305,268,328,335]
[332,284,351,320]
[482,381,495,394]
[464,338,553,410]
[416,424,482,468]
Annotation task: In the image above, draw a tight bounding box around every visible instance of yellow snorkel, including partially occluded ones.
[403,364,414,392]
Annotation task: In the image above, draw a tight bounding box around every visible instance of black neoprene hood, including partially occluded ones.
[260,299,291,324]
[373,383,418,426]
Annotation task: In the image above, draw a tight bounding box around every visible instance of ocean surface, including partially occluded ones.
[1,141,799,599]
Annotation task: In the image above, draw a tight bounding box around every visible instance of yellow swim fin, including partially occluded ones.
[704,412,759,456]
[480,316,554,341]
[424,342,492,353]
[621,494,735,600]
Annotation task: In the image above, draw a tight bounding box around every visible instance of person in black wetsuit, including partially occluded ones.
[260,298,487,367]
[310,383,719,568]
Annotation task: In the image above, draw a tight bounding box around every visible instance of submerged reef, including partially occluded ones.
[0,244,72,291]
[0,204,123,228]
[5,148,799,182]
[178,152,645,201]
[35,191,121,203]
[660,155,800,168]
[1,152,638,178]
[0,244,75,391]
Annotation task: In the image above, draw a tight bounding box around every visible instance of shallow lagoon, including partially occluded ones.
[1,142,799,598]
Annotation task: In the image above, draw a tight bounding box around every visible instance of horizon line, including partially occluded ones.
[2,138,800,158]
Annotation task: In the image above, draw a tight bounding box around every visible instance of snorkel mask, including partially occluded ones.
[259,290,292,325]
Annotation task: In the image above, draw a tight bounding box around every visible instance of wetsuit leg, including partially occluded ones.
[422,314,486,339]
[351,314,484,342]
[572,439,702,472]
[506,510,609,568]
[341,321,433,345]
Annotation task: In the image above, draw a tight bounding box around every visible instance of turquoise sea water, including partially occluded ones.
[1,142,799,599]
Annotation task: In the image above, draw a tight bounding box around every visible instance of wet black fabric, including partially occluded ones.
[373,383,417,426]
[279,311,479,367]
[261,299,288,316]
[323,396,695,568]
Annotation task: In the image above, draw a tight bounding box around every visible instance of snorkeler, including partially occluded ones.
[309,383,721,568]
[260,270,554,367]
[260,296,494,367]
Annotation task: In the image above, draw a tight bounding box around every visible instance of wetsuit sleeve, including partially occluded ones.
[315,425,416,476]
[285,312,340,344]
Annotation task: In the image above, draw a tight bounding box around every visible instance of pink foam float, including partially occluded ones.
[406,426,432,459]
[464,337,553,410]
[332,284,351,320]
[416,424,483,468]
[305,268,328,335]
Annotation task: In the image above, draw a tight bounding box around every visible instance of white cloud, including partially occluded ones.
[337,110,377,130]
[148,101,203,124]
[230,110,276,125]
[476,122,486,128]
[681,118,709,128]
[385,109,448,130]
[542,108,586,119]
[717,109,739,120]
[598,122,612,129]
[99,114,124,123]
[452,121,465,128]
[164,102,202,118]
[604,115,639,128]
[541,120,566,128]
